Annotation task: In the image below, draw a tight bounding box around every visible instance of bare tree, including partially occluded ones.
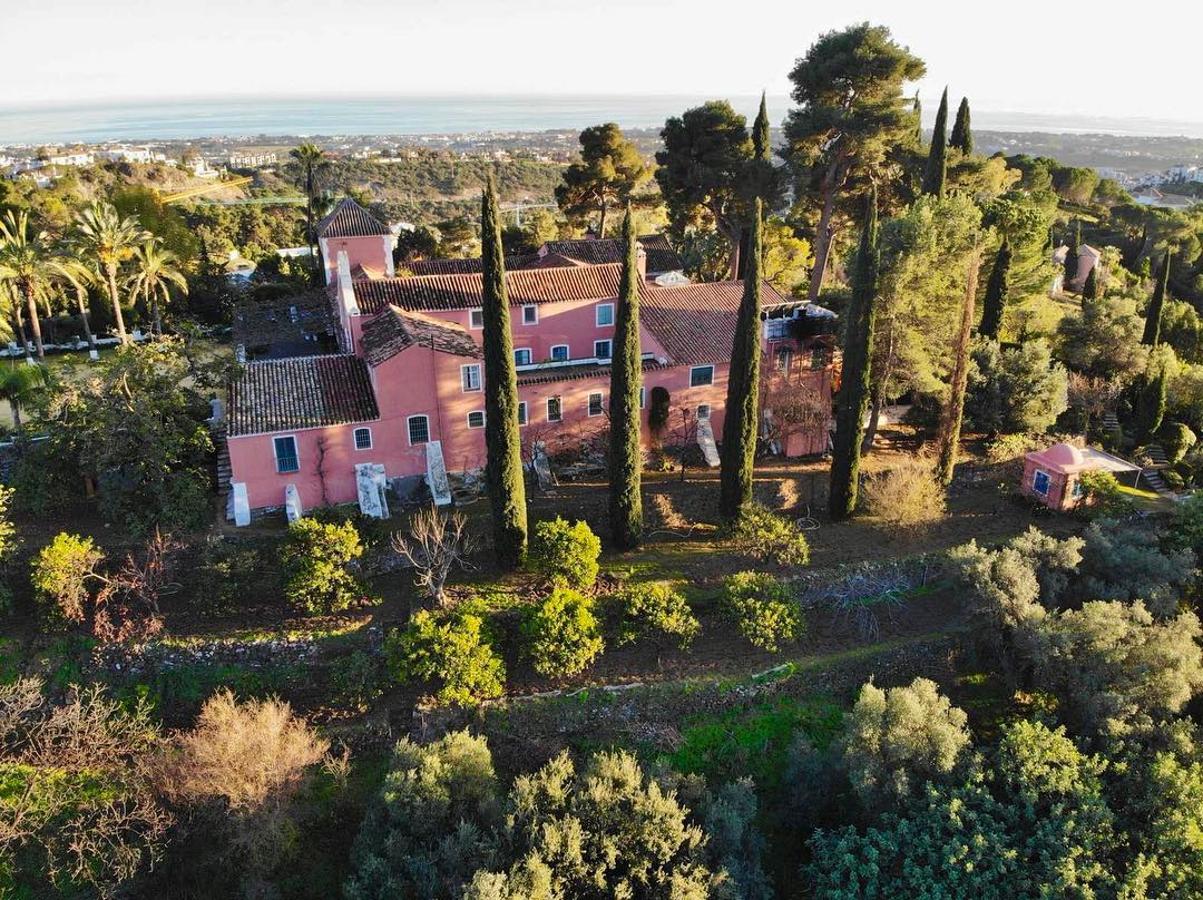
[761,370,828,455]
[392,506,477,607]
[91,530,182,644]
[1067,372,1120,439]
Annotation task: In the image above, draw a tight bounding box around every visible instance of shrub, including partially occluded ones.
[1074,519,1195,619]
[528,517,601,588]
[30,533,104,628]
[160,690,329,878]
[728,503,811,566]
[721,571,804,652]
[281,517,367,614]
[862,456,947,528]
[0,486,16,615]
[841,677,971,810]
[386,608,505,706]
[1158,421,1197,465]
[523,585,604,678]
[330,650,387,712]
[616,581,700,658]
[1076,470,1135,519]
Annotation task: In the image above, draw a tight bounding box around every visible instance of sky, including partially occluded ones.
[2,0,1199,123]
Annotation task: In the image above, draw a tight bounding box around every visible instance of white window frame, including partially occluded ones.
[690,364,715,387]
[517,401,528,427]
[466,410,485,429]
[588,392,604,417]
[596,302,615,327]
[522,304,539,325]
[594,339,612,360]
[461,363,482,393]
[514,347,533,366]
[407,414,431,445]
[550,344,570,362]
[272,434,299,474]
[469,308,484,329]
[546,396,562,423]
[353,426,373,451]
[1032,469,1051,497]
[775,348,793,372]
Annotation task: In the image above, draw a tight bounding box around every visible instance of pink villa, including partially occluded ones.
[1021,442,1141,511]
[224,199,836,520]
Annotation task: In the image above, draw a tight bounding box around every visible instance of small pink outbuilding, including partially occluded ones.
[1021,442,1141,511]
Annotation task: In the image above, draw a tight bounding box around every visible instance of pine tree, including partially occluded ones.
[949,97,973,155]
[720,199,765,521]
[921,88,949,198]
[1142,251,1171,346]
[608,207,644,549]
[1082,266,1099,300]
[979,240,1011,340]
[828,189,879,521]
[480,177,528,569]
[936,248,982,485]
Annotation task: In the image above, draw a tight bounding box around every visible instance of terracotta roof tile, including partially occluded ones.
[228,355,379,436]
[353,262,622,314]
[402,254,537,276]
[637,234,685,273]
[640,280,789,366]
[516,359,668,386]
[316,198,391,239]
[361,306,481,366]
[534,236,683,272]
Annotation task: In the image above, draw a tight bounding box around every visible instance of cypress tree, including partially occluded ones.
[480,177,528,569]
[1064,223,1079,290]
[752,91,771,161]
[949,96,973,155]
[608,206,643,549]
[921,87,949,198]
[828,189,879,521]
[1142,251,1171,346]
[936,248,982,486]
[1082,266,1099,300]
[720,198,765,521]
[979,240,1011,340]
[912,92,922,145]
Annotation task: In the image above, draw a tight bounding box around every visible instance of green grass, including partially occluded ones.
[660,695,843,788]
[1115,482,1173,511]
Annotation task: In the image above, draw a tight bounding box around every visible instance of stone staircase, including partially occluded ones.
[1102,411,1120,433]
[212,424,233,519]
[1140,442,1175,497]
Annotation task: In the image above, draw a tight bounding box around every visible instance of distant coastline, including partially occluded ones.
[3,94,1203,144]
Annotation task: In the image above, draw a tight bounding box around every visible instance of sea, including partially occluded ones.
[2,95,1202,144]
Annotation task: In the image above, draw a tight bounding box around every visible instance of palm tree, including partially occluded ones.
[290,142,327,266]
[127,239,188,336]
[72,202,149,345]
[0,211,61,360]
[0,362,50,430]
[56,259,101,358]
[0,282,29,360]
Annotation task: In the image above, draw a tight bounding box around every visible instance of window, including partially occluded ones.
[466,410,485,429]
[639,386,646,410]
[273,435,299,473]
[353,427,372,451]
[1071,478,1085,499]
[551,344,570,362]
[596,303,614,327]
[469,308,484,329]
[775,348,793,372]
[408,415,430,445]
[810,347,831,370]
[594,339,612,360]
[461,364,482,392]
[697,404,711,420]
[514,348,532,366]
[517,401,527,426]
[547,397,562,423]
[690,365,715,387]
[588,392,604,416]
[522,305,538,325]
[1032,469,1050,497]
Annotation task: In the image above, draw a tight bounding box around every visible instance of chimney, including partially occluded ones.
[636,243,647,281]
[336,251,360,353]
